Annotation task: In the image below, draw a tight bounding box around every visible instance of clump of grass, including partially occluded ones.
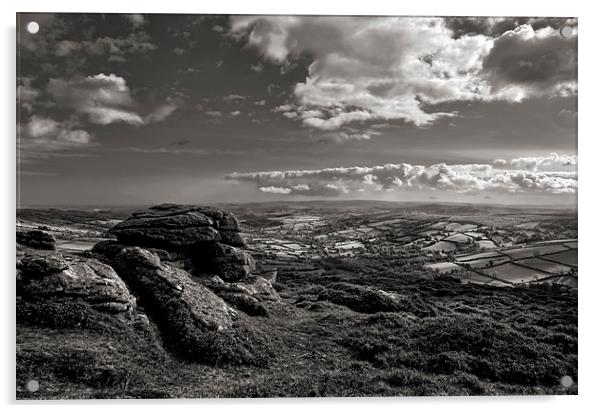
[144,293,274,367]
[317,282,402,313]
[385,368,437,387]
[339,311,577,389]
[16,325,167,399]
[317,282,439,317]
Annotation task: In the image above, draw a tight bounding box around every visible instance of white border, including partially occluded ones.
[2,0,601,411]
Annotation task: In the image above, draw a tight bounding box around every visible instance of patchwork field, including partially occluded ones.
[542,250,578,267]
[426,239,577,287]
[16,201,578,398]
[502,244,570,260]
[483,263,550,283]
[516,257,574,274]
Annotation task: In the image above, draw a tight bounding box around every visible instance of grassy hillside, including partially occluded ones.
[17,253,577,398]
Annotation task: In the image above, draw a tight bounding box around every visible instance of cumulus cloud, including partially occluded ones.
[493,153,577,171]
[482,25,577,99]
[48,73,143,125]
[226,155,577,197]
[229,16,577,133]
[18,115,93,161]
[47,73,177,126]
[259,186,293,194]
[230,16,490,128]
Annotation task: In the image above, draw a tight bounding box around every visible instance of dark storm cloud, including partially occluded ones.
[445,17,500,38]
[54,32,156,62]
[18,14,156,67]
[482,25,577,95]
[445,17,576,38]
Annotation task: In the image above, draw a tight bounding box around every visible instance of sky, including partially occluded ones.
[17,14,577,207]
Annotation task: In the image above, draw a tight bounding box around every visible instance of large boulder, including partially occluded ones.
[109,204,241,251]
[17,229,56,250]
[207,243,256,282]
[106,204,253,282]
[218,230,245,247]
[17,251,137,326]
[17,252,68,280]
[111,247,236,332]
[108,247,271,365]
[203,274,280,317]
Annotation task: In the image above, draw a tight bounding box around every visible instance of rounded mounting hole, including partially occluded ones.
[26,21,39,34]
[559,26,575,38]
[560,375,574,388]
[26,379,40,392]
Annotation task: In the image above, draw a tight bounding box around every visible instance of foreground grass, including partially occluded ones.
[17,255,577,399]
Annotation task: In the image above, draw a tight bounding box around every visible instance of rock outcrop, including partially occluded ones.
[202,274,280,317]
[109,204,240,249]
[107,204,255,281]
[17,249,137,327]
[111,247,236,332]
[104,246,271,365]
[16,204,275,368]
[17,229,56,250]
[209,242,256,282]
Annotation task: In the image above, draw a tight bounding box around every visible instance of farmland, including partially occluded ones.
[220,202,577,290]
[17,201,578,290]
[16,201,578,397]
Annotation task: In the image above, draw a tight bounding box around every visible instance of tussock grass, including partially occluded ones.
[18,251,577,398]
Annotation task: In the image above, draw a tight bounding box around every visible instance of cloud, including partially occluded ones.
[145,101,179,123]
[229,16,493,128]
[17,78,40,112]
[18,115,93,161]
[301,110,373,131]
[250,63,264,72]
[47,73,143,125]
[54,32,156,61]
[226,155,577,197]
[445,17,575,38]
[319,128,382,142]
[229,16,577,132]
[259,186,292,194]
[223,94,248,102]
[481,25,577,99]
[493,153,577,171]
[124,14,147,29]
[47,73,178,126]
